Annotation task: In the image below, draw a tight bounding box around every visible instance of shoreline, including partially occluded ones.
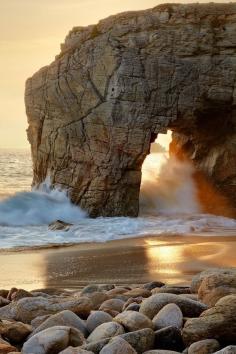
[0,234,236,291]
[1,230,236,253]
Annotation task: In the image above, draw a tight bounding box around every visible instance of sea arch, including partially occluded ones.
[25,3,236,217]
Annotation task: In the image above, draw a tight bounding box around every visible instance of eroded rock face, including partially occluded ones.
[25,3,236,217]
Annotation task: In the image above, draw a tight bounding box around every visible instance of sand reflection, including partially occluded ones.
[0,236,236,290]
[0,251,46,290]
[144,237,235,285]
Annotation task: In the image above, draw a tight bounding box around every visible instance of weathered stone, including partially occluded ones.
[86,292,108,310]
[22,325,84,354]
[152,303,183,330]
[81,284,102,295]
[126,303,140,312]
[139,293,207,319]
[101,308,119,318]
[123,297,143,310]
[30,310,88,337]
[182,295,236,346]
[191,268,236,293]
[119,328,155,354]
[124,288,151,298]
[31,288,69,296]
[82,338,110,354]
[31,315,51,328]
[154,326,184,352]
[99,284,115,292]
[180,294,198,301]
[0,296,93,323]
[49,220,73,231]
[0,320,32,343]
[87,321,124,343]
[198,273,236,306]
[25,3,236,217]
[9,289,33,302]
[151,287,190,295]
[0,290,9,299]
[0,297,10,307]
[188,339,220,354]
[86,311,113,333]
[59,347,93,354]
[99,299,125,313]
[143,351,181,354]
[143,282,165,291]
[114,310,154,331]
[214,346,236,354]
[106,288,129,297]
[0,342,18,353]
[100,337,137,354]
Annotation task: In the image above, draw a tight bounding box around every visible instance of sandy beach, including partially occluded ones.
[0,234,236,291]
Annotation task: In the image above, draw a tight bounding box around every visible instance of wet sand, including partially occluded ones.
[0,235,236,290]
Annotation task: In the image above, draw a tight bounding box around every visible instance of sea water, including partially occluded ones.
[0,148,235,249]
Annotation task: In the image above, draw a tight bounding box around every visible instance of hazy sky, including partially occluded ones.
[0,0,230,148]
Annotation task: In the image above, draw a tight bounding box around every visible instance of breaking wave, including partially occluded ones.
[0,153,235,249]
[140,155,201,215]
[0,178,87,227]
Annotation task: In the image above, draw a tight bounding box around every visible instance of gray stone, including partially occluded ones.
[114,310,154,331]
[183,295,236,346]
[99,299,125,313]
[0,296,93,323]
[126,303,140,312]
[151,287,190,295]
[152,303,183,330]
[22,325,85,354]
[100,337,137,354]
[198,273,236,306]
[31,315,51,329]
[214,347,236,354]
[86,311,113,333]
[139,293,207,319]
[59,348,93,354]
[143,351,181,354]
[48,220,73,231]
[188,339,220,354]
[30,310,88,338]
[191,268,236,293]
[81,285,102,295]
[87,321,124,343]
[143,282,165,291]
[119,328,155,354]
[82,338,110,354]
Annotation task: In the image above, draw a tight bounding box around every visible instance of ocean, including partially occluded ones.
[0,148,235,250]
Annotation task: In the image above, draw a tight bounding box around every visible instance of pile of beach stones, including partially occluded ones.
[0,268,236,354]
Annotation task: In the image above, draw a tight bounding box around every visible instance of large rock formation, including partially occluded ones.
[25,3,236,217]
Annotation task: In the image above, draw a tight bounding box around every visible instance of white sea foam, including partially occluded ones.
[0,181,87,226]
[0,213,236,249]
[140,154,201,215]
[0,149,235,249]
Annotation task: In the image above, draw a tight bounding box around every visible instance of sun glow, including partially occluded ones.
[142,131,172,182]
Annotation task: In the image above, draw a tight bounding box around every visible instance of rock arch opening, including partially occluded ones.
[140,131,201,216]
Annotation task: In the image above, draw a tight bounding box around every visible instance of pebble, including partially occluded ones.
[0,269,234,354]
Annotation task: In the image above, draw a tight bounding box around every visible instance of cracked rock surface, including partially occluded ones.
[25,3,236,216]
